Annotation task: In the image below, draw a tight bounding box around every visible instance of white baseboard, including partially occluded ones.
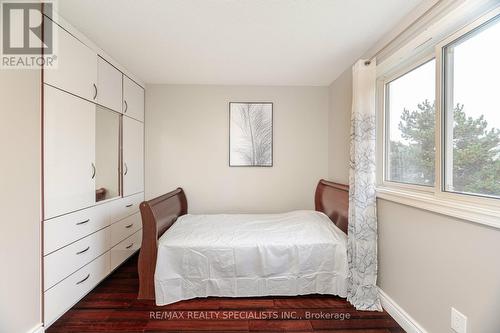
[378,288,429,333]
[27,323,44,333]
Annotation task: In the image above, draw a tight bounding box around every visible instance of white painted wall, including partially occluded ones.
[328,67,352,184]
[327,64,500,333]
[145,85,329,213]
[0,71,42,333]
[378,199,500,333]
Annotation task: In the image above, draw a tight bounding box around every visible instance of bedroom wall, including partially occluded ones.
[145,85,329,213]
[328,66,500,333]
[378,200,500,333]
[328,67,351,184]
[0,71,42,333]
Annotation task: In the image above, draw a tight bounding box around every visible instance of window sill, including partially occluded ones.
[376,187,500,230]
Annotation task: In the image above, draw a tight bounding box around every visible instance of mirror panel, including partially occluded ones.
[95,106,120,202]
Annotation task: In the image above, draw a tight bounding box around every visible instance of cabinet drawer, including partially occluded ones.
[44,252,110,327]
[108,192,143,224]
[44,227,110,290]
[110,212,141,247]
[44,204,108,255]
[110,230,142,272]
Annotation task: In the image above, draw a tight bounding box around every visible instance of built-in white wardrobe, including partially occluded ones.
[42,14,145,327]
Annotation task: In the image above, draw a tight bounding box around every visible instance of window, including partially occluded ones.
[377,10,500,228]
[443,16,500,198]
[385,59,436,187]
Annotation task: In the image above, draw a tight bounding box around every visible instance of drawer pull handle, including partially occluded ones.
[76,246,90,255]
[125,204,133,207]
[126,243,134,249]
[125,223,134,229]
[76,219,90,225]
[76,274,90,285]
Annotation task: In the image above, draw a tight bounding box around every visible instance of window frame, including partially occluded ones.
[380,54,436,192]
[376,8,500,229]
[440,13,500,201]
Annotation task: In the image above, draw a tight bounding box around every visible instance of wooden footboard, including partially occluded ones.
[137,188,187,300]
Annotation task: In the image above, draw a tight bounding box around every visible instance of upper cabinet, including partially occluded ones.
[43,17,145,213]
[97,57,123,112]
[44,21,97,102]
[123,76,145,122]
[44,85,96,219]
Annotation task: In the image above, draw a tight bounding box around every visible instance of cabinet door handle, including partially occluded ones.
[76,219,90,225]
[93,83,98,100]
[76,246,90,255]
[125,204,133,208]
[124,100,128,113]
[76,274,90,285]
[126,243,134,249]
[124,163,128,175]
[125,223,134,229]
[91,163,96,179]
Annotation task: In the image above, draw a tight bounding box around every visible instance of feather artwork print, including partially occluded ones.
[230,103,273,166]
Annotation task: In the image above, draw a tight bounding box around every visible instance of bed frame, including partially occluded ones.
[137,179,349,300]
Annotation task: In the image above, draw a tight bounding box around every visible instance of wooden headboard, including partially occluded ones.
[137,188,187,299]
[315,179,349,234]
[137,179,349,300]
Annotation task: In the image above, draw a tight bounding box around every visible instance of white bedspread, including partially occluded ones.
[155,210,348,305]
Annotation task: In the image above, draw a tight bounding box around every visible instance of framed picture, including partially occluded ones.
[229,102,273,167]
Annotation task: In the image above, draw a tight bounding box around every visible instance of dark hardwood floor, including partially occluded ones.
[47,255,405,332]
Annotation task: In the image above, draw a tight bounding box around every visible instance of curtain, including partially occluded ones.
[347,59,382,311]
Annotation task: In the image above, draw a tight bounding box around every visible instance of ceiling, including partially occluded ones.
[58,0,424,86]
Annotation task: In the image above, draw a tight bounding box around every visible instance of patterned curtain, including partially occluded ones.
[347,59,382,311]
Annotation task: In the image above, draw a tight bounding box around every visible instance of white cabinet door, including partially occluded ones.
[123,76,144,122]
[97,57,122,112]
[44,21,97,101]
[122,117,144,196]
[44,85,96,219]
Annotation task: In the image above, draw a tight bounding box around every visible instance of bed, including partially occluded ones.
[137,179,350,305]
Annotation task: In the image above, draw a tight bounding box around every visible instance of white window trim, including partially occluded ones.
[377,187,500,229]
[377,54,436,192]
[376,7,500,230]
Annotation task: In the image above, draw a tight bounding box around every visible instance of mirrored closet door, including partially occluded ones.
[95,106,121,202]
